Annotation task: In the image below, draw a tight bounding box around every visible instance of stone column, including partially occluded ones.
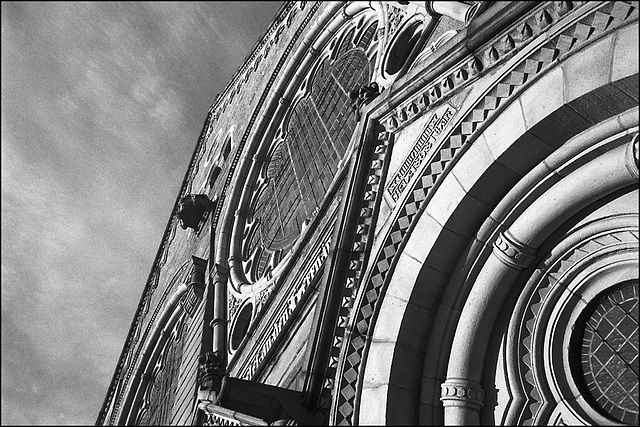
[427,1,480,25]
[441,231,535,425]
[443,140,638,424]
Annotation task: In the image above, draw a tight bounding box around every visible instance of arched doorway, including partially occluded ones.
[355,18,638,426]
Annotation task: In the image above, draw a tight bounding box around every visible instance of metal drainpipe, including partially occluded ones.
[210,263,230,366]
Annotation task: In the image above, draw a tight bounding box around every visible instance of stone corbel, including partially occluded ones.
[197,351,324,425]
[177,194,214,230]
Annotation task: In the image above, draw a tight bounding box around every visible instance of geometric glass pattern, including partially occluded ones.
[244,23,378,281]
[580,281,639,425]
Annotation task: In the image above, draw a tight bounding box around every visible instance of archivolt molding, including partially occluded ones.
[505,217,639,425]
[329,2,638,425]
[493,231,537,270]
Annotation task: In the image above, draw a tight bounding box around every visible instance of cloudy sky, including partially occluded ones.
[1,2,282,424]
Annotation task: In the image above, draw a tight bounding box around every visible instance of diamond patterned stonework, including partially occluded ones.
[330,2,639,424]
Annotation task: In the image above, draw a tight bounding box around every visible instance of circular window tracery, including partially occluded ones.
[576,281,639,425]
[241,21,378,283]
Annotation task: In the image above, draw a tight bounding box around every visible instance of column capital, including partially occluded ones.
[211,263,230,283]
[440,378,485,411]
[493,230,536,270]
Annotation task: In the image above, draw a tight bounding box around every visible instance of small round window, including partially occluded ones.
[230,303,253,351]
[572,281,639,425]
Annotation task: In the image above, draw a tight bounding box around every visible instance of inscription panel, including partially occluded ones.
[386,104,456,201]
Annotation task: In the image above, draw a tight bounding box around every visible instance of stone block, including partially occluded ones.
[483,101,527,160]
[611,22,639,83]
[362,341,396,389]
[563,34,614,103]
[358,384,389,425]
[519,65,565,130]
[451,138,494,194]
[425,173,467,227]
[403,211,443,264]
[385,253,423,303]
[371,294,407,344]
[386,384,420,425]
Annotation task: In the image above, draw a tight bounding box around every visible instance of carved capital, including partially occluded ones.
[493,231,536,270]
[440,379,485,411]
[211,262,230,284]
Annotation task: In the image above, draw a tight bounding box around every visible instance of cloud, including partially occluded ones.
[1,2,284,424]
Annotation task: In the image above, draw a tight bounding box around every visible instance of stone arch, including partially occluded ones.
[355,19,638,426]
[222,2,384,292]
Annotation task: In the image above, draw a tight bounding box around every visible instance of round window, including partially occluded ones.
[574,281,639,425]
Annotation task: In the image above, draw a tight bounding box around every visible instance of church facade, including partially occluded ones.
[97,1,639,425]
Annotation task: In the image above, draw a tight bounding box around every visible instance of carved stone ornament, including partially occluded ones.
[198,351,227,405]
[493,231,537,270]
[350,82,382,121]
[176,194,212,230]
[440,379,485,411]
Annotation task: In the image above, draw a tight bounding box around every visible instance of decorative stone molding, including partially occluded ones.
[440,379,485,411]
[330,2,638,425]
[625,133,639,178]
[380,0,589,134]
[227,292,244,321]
[493,231,537,270]
[324,125,392,396]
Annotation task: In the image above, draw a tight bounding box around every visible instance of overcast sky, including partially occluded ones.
[1,2,283,424]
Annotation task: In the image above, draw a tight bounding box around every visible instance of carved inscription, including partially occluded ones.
[387,105,455,201]
[238,238,331,380]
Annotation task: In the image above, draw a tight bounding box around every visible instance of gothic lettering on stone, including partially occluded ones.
[239,239,331,380]
[387,104,455,201]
